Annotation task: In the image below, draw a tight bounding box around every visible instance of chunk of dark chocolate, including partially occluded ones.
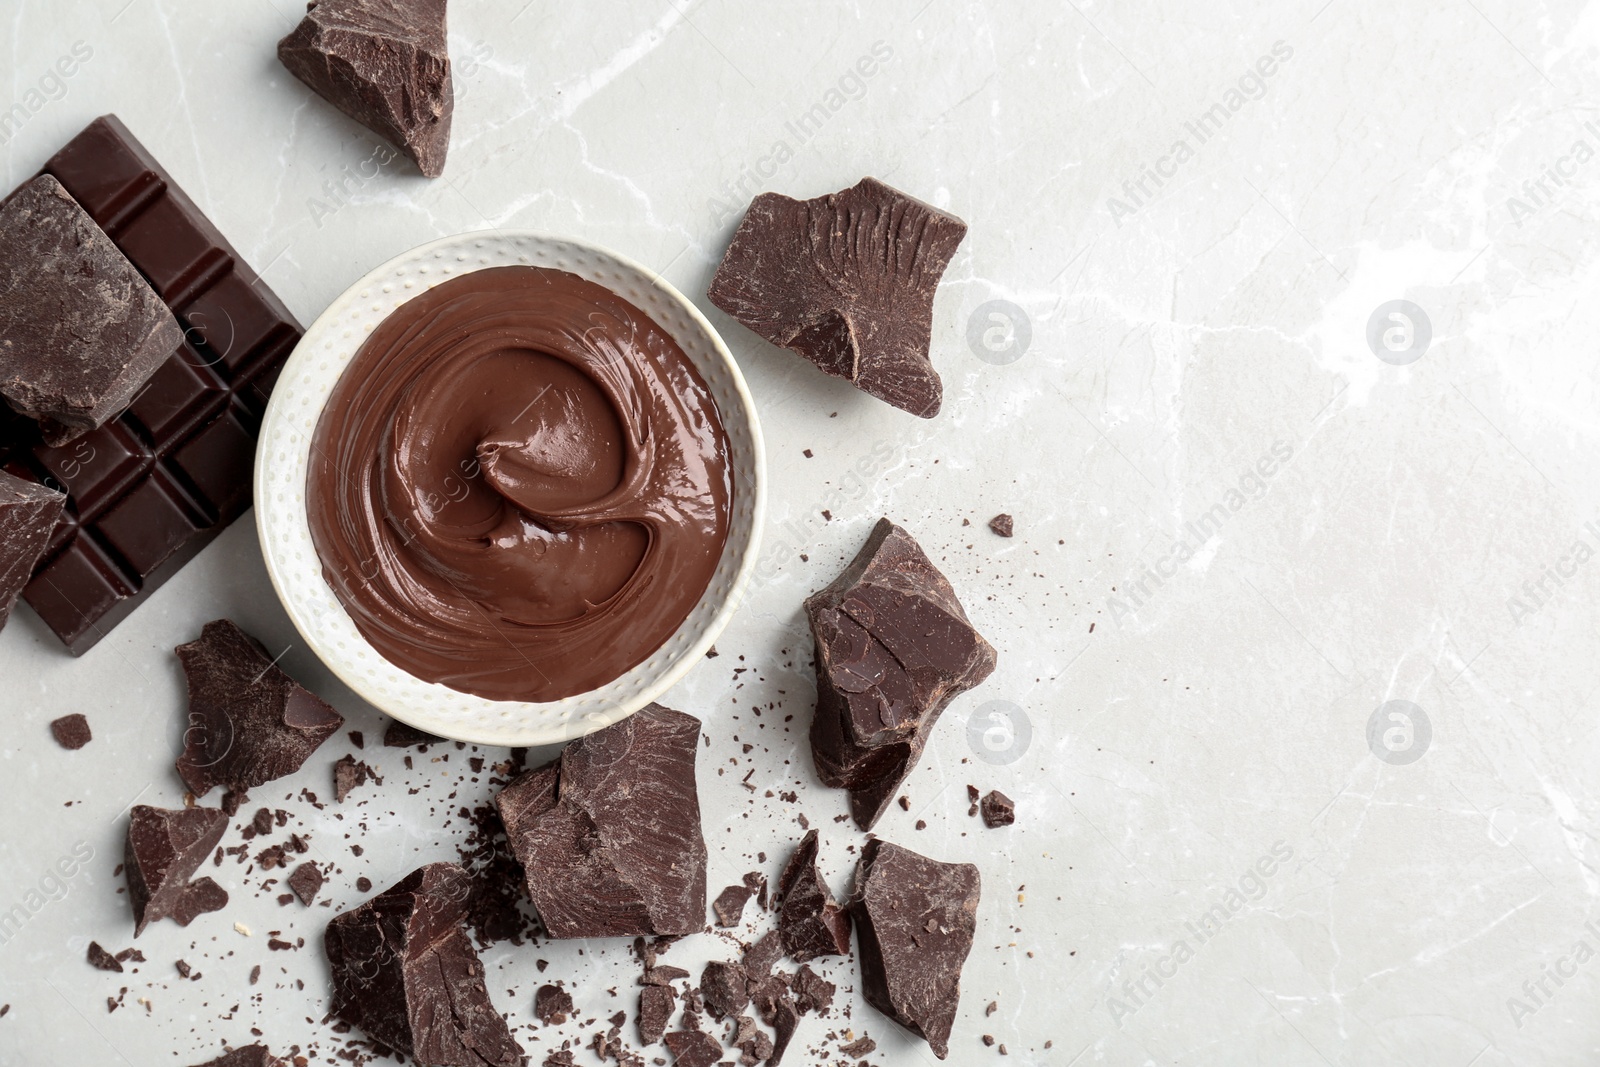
[851,839,980,1059]
[190,1046,287,1067]
[637,984,674,1045]
[175,620,344,796]
[277,0,453,178]
[776,830,850,962]
[495,704,707,938]
[698,960,750,1020]
[661,1030,722,1067]
[988,513,1013,538]
[326,863,522,1066]
[86,941,122,972]
[806,519,997,829]
[332,754,378,802]
[712,878,759,928]
[980,789,1015,828]
[707,178,967,418]
[286,861,323,906]
[49,713,91,750]
[0,470,63,631]
[383,719,443,748]
[792,964,835,1016]
[534,983,574,1026]
[125,804,229,936]
[0,175,182,442]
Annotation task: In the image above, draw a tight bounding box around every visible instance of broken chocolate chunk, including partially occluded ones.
[286,861,323,906]
[0,471,64,632]
[332,754,378,802]
[496,704,707,938]
[806,518,997,830]
[707,177,967,418]
[86,941,122,972]
[840,1035,876,1057]
[698,960,749,1020]
[277,0,453,177]
[384,719,443,748]
[776,830,851,962]
[49,713,92,751]
[535,983,574,1026]
[637,984,674,1045]
[0,175,183,441]
[190,1047,287,1067]
[988,513,1014,538]
[326,862,523,1066]
[712,882,755,928]
[662,1030,722,1067]
[175,620,344,796]
[125,805,229,936]
[851,839,980,1059]
[170,876,229,927]
[980,790,1015,828]
[792,964,835,1016]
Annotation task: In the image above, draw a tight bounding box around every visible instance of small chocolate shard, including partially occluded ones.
[840,1035,876,1057]
[287,861,323,906]
[852,839,980,1059]
[175,620,344,796]
[170,877,229,927]
[277,0,453,177]
[637,983,674,1045]
[496,704,707,938]
[0,175,182,441]
[326,862,523,1066]
[742,929,783,978]
[698,960,749,1020]
[0,471,64,632]
[86,942,122,972]
[49,714,92,751]
[768,994,801,1065]
[988,513,1013,538]
[712,882,755,927]
[807,519,997,830]
[125,805,229,936]
[189,1047,288,1067]
[535,983,574,1025]
[980,790,1015,828]
[792,964,835,1016]
[642,964,690,987]
[384,719,444,748]
[707,177,967,418]
[776,830,850,962]
[333,754,378,802]
[966,785,980,818]
[661,1030,722,1067]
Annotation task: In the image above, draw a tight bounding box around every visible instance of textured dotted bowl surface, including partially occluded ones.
[255,232,766,746]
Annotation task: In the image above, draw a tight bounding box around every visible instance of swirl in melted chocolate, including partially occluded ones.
[307,266,732,702]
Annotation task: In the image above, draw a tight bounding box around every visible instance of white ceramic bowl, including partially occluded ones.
[254,232,765,746]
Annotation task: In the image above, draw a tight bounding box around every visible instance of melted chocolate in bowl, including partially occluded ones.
[307,266,733,702]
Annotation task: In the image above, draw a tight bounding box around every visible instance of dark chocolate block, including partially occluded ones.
[0,176,181,443]
[776,830,851,962]
[707,177,967,418]
[175,619,344,797]
[851,839,980,1060]
[278,0,453,177]
[0,115,302,654]
[125,804,229,936]
[0,469,63,631]
[807,518,997,829]
[326,863,523,1067]
[190,1047,287,1067]
[495,704,707,939]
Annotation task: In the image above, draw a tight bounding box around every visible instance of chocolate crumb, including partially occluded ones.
[988,514,1013,538]
[50,714,91,750]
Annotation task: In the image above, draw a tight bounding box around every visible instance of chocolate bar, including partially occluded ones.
[0,116,302,653]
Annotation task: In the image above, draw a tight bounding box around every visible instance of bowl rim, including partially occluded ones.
[254,229,766,746]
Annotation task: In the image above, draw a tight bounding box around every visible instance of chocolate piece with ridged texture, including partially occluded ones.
[325,862,523,1067]
[277,0,453,177]
[175,619,344,796]
[125,804,229,936]
[806,518,997,829]
[707,177,966,418]
[0,176,182,443]
[0,469,62,631]
[0,115,302,653]
[851,839,980,1060]
[495,703,707,938]
[776,829,850,962]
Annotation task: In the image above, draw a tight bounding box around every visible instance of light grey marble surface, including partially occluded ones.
[3,0,1599,1064]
